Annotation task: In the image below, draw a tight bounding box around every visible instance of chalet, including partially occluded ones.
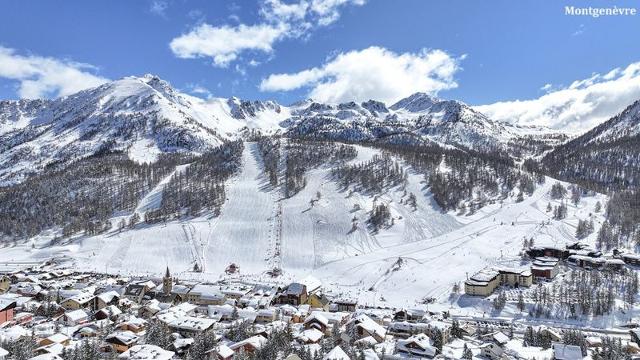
[255,308,278,323]
[0,299,16,325]
[119,345,175,360]
[276,283,307,306]
[230,335,267,354]
[95,290,120,309]
[64,309,89,325]
[0,276,10,294]
[531,257,560,281]
[332,298,357,312]
[105,331,140,353]
[296,328,324,344]
[119,317,147,334]
[304,312,329,333]
[395,333,437,358]
[347,314,387,343]
[167,316,215,337]
[388,321,433,338]
[306,293,330,311]
[95,305,122,321]
[480,342,504,359]
[206,344,235,360]
[552,343,583,360]
[187,284,226,306]
[322,346,350,360]
[123,284,147,304]
[60,292,94,311]
[38,333,70,347]
[393,308,427,322]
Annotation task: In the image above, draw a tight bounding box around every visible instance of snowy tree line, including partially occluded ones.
[256,136,281,186]
[0,151,184,240]
[380,143,543,213]
[526,268,638,319]
[331,153,407,193]
[283,140,357,197]
[144,140,244,221]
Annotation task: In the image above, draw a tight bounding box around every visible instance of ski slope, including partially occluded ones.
[0,142,607,310]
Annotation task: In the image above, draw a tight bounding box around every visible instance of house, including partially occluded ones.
[348,314,387,343]
[395,334,437,358]
[323,346,350,360]
[480,342,504,359]
[585,336,603,348]
[304,312,330,333]
[255,308,278,323]
[123,284,147,304]
[393,308,427,322]
[38,333,70,347]
[167,316,215,337]
[118,344,175,360]
[306,293,330,311]
[332,298,357,312]
[276,283,307,306]
[230,335,267,354]
[105,331,140,353]
[95,291,120,309]
[0,276,10,294]
[206,344,235,360]
[531,257,560,281]
[568,255,605,269]
[120,317,147,334]
[60,292,94,311]
[0,299,16,325]
[552,343,583,360]
[187,284,226,305]
[95,305,122,321]
[296,328,324,344]
[64,308,89,325]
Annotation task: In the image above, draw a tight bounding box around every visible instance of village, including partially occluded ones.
[0,245,638,360]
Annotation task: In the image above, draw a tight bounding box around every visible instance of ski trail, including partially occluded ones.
[133,163,190,217]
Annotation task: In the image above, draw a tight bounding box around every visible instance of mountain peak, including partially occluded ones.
[390,92,441,112]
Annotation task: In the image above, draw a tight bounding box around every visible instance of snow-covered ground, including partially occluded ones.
[0,143,608,318]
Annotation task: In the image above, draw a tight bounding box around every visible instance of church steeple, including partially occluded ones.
[163,266,172,295]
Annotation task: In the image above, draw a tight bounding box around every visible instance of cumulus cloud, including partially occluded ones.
[475,61,640,133]
[169,23,287,67]
[0,46,108,99]
[260,46,462,104]
[169,0,366,67]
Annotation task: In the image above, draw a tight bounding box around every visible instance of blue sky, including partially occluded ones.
[1,0,640,131]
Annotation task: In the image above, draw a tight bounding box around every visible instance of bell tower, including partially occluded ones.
[163,266,172,295]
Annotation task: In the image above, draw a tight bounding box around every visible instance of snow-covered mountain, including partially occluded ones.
[543,99,640,190]
[285,92,566,155]
[0,75,564,184]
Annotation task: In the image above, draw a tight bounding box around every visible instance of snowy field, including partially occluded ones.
[0,142,608,316]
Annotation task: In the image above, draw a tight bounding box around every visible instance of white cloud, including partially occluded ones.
[260,46,462,104]
[475,61,640,133]
[0,46,108,99]
[169,0,366,67]
[169,23,288,67]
